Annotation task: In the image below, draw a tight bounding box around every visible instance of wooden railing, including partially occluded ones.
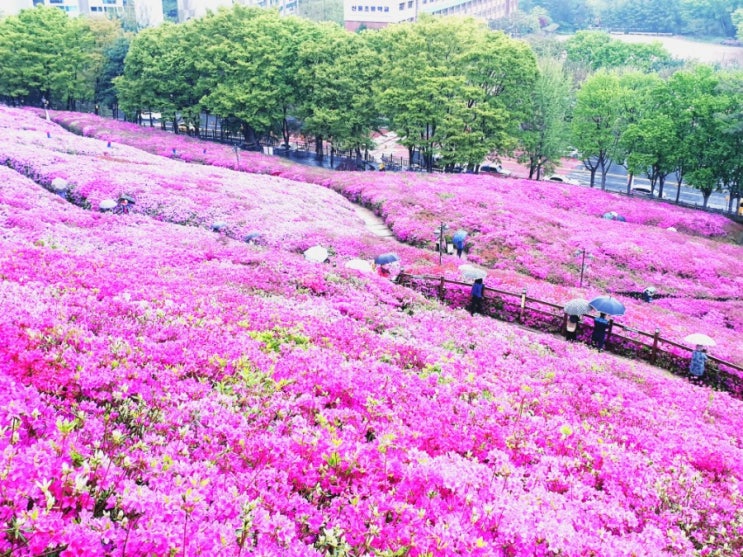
[397,273,743,398]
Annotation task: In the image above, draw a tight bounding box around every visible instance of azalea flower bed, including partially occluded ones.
[1,107,743,555]
[47,110,743,361]
[0,144,743,556]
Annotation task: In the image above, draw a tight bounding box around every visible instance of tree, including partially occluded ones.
[711,71,743,212]
[374,17,536,171]
[97,36,130,116]
[0,6,97,107]
[666,66,725,207]
[571,70,622,188]
[564,31,677,73]
[681,0,740,37]
[517,57,572,179]
[616,73,677,198]
[295,24,380,162]
[198,7,306,146]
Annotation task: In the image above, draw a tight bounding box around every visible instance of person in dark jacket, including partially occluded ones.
[112,197,131,215]
[565,314,580,341]
[689,346,708,379]
[469,278,484,314]
[591,313,610,350]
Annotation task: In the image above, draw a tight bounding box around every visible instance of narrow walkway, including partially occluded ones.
[354,205,394,239]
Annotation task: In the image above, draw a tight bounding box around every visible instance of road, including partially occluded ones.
[564,161,730,211]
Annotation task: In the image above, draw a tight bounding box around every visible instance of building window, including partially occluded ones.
[408,0,413,7]
[371,6,375,10]
[384,6,389,11]
[351,5,356,10]
[399,2,404,9]
[364,5,369,10]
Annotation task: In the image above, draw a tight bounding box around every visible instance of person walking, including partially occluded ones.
[565,314,580,341]
[591,313,609,350]
[469,278,484,315]
[113,196,131,215]
[689,345,708,380]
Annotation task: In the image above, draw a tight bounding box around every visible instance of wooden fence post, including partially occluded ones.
[651,328,660,363]
[438,276,446,301]
[519,288,527,322]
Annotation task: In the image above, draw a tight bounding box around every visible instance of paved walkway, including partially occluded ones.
[354,205,394,239]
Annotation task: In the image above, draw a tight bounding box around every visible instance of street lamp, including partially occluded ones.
[574,248,593,288]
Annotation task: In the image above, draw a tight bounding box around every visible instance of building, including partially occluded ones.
[4,0,296,25]
[25,0,130,17]
[344,0,518,31]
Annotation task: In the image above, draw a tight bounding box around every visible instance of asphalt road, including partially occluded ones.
[564,162,731,211]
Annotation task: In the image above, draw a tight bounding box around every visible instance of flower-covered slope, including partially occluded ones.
[1,109,743,555]
[41,108,743,365]
[2,149,743,556]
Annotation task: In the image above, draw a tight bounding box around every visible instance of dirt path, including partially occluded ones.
[354,205,395,239]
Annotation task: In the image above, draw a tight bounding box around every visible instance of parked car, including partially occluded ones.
[547,174,581,186]
[140,111,161,121]
[480,164,512,177]
[630,185,653,197]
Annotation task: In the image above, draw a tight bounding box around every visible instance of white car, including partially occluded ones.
[547,174,581,186]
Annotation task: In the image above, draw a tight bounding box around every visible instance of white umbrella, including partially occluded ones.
[99,199,117,211]
[304,245,329,263]
[683,333,716,347]
[563,298,591,316]
[459,264,487,281]
[345,258,373,273]
[51,177,69,191]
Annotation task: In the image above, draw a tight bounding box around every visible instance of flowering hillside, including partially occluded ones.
[43,109,743,367]
[1,107,742,555]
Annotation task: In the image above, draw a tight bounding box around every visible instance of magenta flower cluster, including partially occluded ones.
[1,107,742,556]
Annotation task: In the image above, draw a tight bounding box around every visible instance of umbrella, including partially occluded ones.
[459,264,487,281]
[99,199,117,211]
[644,286,656,294]
[589,295,626,316]
[563,298,591,316]
[684,333,716,347]
[119,194,136,204]
[452,230,468,243]
[51,177,69,191]
[244,232,261,243]
[614,215,626,222]
[345,259,373,273]
[211,221,227,232]
[304,245,329,263]
[374,253,400,266]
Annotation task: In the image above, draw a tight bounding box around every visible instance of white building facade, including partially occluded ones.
[344,0,518,31]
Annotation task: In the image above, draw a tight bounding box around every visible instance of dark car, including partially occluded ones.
[480,164,512,177]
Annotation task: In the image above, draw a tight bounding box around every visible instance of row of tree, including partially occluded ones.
[113,7,538,172]
[0,6,740,210]
[516,0,743,37]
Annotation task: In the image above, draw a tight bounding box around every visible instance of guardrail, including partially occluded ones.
[397,273,743,398]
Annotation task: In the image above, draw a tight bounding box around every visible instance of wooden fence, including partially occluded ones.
[397,273,743,398]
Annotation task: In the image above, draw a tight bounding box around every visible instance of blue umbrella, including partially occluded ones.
[452,230,468,243]
[589,295,626,316]
[452,229,468,250]
[374,253,400,266]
